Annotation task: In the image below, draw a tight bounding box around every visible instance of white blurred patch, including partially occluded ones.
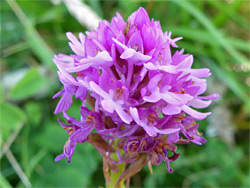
[1,68,28,91]
[51,0,102,30]
[206,77,235,146]
[207,105,235,146]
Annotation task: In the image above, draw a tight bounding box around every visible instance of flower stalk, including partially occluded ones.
[105,160,126,188]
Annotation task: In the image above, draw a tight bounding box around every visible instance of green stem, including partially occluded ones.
[106,162,126,188]
[104,140,126,188]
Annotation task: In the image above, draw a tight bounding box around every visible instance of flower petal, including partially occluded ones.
[181,105,211,120]
[54,91,73,114]
[189,99,212,109]
[162,104,181,115]
[101,99,115,113]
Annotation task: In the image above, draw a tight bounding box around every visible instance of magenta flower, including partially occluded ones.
[53,7,218,181]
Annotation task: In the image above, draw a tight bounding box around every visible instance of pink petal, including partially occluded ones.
[197,94,220,100]
[143,89,162,103]
[101,99,115,113]
[66,51,113,73]
[129,107,141,125]
[147,73,163,91]
[54,92,73,114]
[189,99,212,109]
[89,81,110,99]
[115,105,132,124]
[190,68,211,77]
[55,154,66,162]
[120,48,135,59]
[153,127,180,135]
[181,105,211,120]
[144,62,157,70]
[162,104,181,115]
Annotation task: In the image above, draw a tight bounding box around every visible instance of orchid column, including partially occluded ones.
[53,7,218,187]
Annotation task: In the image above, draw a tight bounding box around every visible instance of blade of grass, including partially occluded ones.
[6,149,32,188]
[182,168,220,188]
[0,173,12,188]
[173,0,249,69]
[7,0,55,70]
[210,42,227,68]
[167,27,250,52]
[22,122,30,178]
[177,41,210,56]
[2,42,29,57]
[201,57,248,105]
[26,149,47,177]
[0,123,24,160]
[35,5,66,25]
[209,1,249,30]
[180,6,190,26]
[207,43,249,108]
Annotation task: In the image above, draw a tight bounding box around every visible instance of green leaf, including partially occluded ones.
[0,102,26,139]
[10,68,46,100]
[24,102,42,126]
[35,121,67,152]
[32,145,100,187]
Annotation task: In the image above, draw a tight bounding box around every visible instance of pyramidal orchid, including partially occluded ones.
[53,7,219,187]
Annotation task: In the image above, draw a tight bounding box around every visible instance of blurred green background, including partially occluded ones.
[0,0,249,187]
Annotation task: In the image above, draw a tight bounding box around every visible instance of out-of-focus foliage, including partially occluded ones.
[0,0,249,187]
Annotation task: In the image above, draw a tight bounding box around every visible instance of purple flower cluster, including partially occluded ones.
[53,8,218,174]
